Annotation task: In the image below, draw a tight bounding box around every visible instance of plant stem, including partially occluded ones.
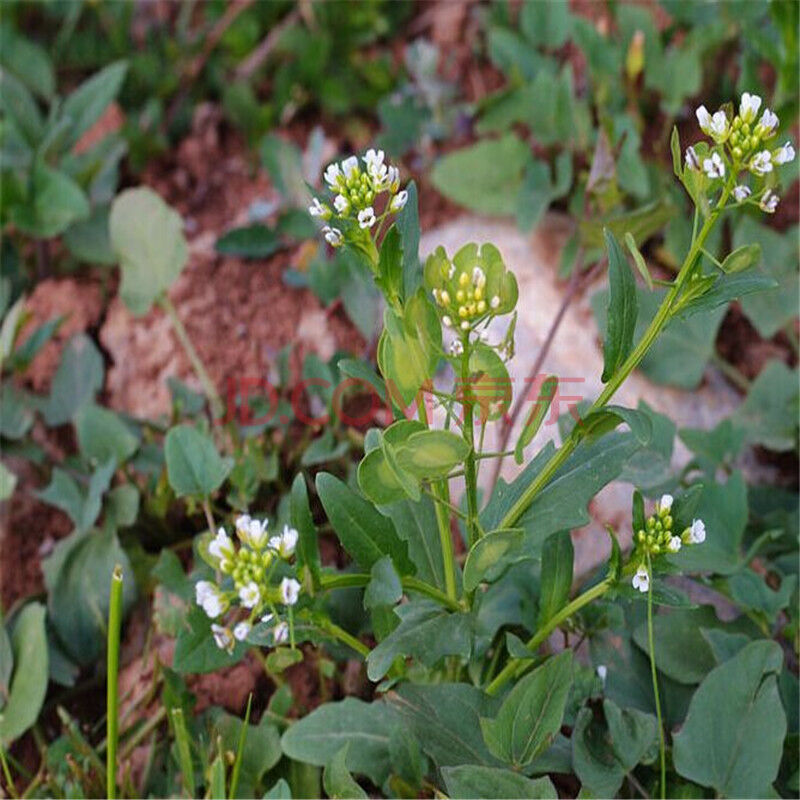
[318,572,462,612]
[314,617,370,658]
[158,294,224,420]
[0,744,18,800]
[647,557,666,800]
[228,694,252,800]
[486,578,612,695]
[118,707,168,761]
[710,351,751,392]
[106,565,124,800]
[432,482,458,602]
[497,184,732,532]
[460,344,480,547]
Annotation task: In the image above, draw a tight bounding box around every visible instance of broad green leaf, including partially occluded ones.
[316,473,413,574]
[520,0,571,47]
[601,229,638,382]
[469,342,512,422]
[677,272,778,317]
[388,724,423,789]
[728,570,797,621]
[104,484,140,529]
[37,458,115,531]
[43,333,104,426]
[442,765,557,799]
[110,187,188,315]
[579,200,674,250]
[215,224,282,258]
[480,651,573,767]
[366,600,471,681]
[61,61,128,148]
[0,383,33,439]
[290,473,321,587]
[63,207,116,266]
[263,779,291,799]
[397,181,422,300]
[323,745,367,800]
[576,404,653,445]
[363,555,402,610]
[673,640,786,798]
[395,429,469,478]
[0,27,54,100]
[431,135,531,216]
[603,699,658,769]
[280,698,396,786]
[173,606,246,674]
[515,376,557,464]
[75,403,139,465]
[720,243,761,273]
[376,226,404,304]
[537,531,573,627]
[463,528,524,592]
[259,134,306,207]
[0,70,43,145]
[164,425,232,497]
[0,616,11,709]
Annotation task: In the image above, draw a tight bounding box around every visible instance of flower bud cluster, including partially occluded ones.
[309,149,408,248]
[686,92,795,215]
[630,494,705,593]
[433,264,498,334]
[194,514,301,653]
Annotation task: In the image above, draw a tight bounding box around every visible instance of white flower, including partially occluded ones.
[733,185,752,202]
[261,612,274,625]
[739,92,762,122]
[322,226,343,247]
[270,525,298,559]
[363,148,385,173]
[389,190,408,213]
[342,155,359,180]
[324,163,342,188]
[760,189,779,214]
[358,207,376,229]
[209,527,234,562]
[333,194,350,214]
[197,582,226,619]
[667,536,682,553]
[479,330,490,343]
[239,581,261,609]
[490,295,500,309]
[233,621,251,642]
[689,518,706,544]
[236,515,269,550]
[272,621,290,644]
[442,315,452,328]
[387,165,400,192]
[695,105,712,133]
[448,339,464,357]
[657,494,673,513]
[460,320,469,331]
[632,566,650,593]
[757,108,779,137]
[195,580,216,606]
[472,267,486,288]
[703,152,725,178]
[773,141,796,165]
[749,150,773,176]
[708,110,730,142]
[308,197,330,219]
[685,146,700,171]
[212,624,234,653]
[280,577,301,606]
[596,664,608,682]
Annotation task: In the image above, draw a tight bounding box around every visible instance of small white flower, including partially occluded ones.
[472,267,486,288]
[322,226,343,247]
[324,163,342,188]
[490,295,500,309]
[733,184,752,202]
[685,146,700,171]
[212,624,234,653]
[233,621,251,642]
[280,577,301,606]
[271,525,298,559]
[195,580,215,606]
[632,566,650,593]
[209,527,234,562]
[448,339,464,357]
[342,155,359,179]
[358,207,376,229]
[333,194,350,214]
[657,494,673,513]
[773,141,796,165]
[749,150,773,176]
[308,197,330,219]
[389,190,408,213]
[695,105,712,133]
[739,92,762,122]
[387,165,400,192]
[708,110,730,142]
[272,621,290,644]
[236,515,269,549]
[703,152,725,178]
[596,664,608,682]
[479,330,490,343]
[261,612,274,625]
[202,592,225,619]
[757,108,779,137]
[239,581,261,609]
[363,148,385,173]
[689,518,706,544]
[667,536,682,553]
[760,189,779,214]
[460,320,470,331]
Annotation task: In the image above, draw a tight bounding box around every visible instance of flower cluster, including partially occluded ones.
[309,149,408,248]
[194,514,301,653]
[630,494,705,593]
[686,92,795,214]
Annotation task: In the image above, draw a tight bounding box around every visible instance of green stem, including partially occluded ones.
[158,294,224,420]
[647,556,666,800]
[318,572,462,612]
[432,482,458,602]
[228,694,252,800]
[460,343,480,547]
[118,707,168,761]
[497,184,733,532]
[0,744,18,800]
[710,352,751,392]
[106,565,124,800]
[486,578,612,695]
[314,617,370,658]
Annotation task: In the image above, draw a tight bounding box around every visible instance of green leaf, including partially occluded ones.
[728,570,797,621]
[364,555,403,610]
[290,474,321,588]
[601,229,638,382]
[0,384,33,439]
[537,531,573,627]
[677,272,778,318]
[104,484,140,529]
[323,745,367,799]
[720,243,761,274]
[0,603,48,745]
[110,187,188,315]
[62,206,116,266]
[624,231,654,290]
[395,430,469,478]
[397,181,422,300]
[515,376,558,464]
[442,765,557,799]
[431,135,531,216]
[376,226,404,304]
[75,403,139,465]
[263,779,291,799]
[164,425,232,497]
[280,698,396,786]
[520,0,571,47]
[37,458,115,531]
[316,473,413,574]
[0,69,43,145]
[259,134,306,207]
[61,61,128,149]
[463,528,524,592]
[673,640,786,797]
[366,600,472,681]
[43,333,104,426]
[215,224,282,258]
[173,606,246,674]
[0,27,54,100]
[480,651,573,767]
